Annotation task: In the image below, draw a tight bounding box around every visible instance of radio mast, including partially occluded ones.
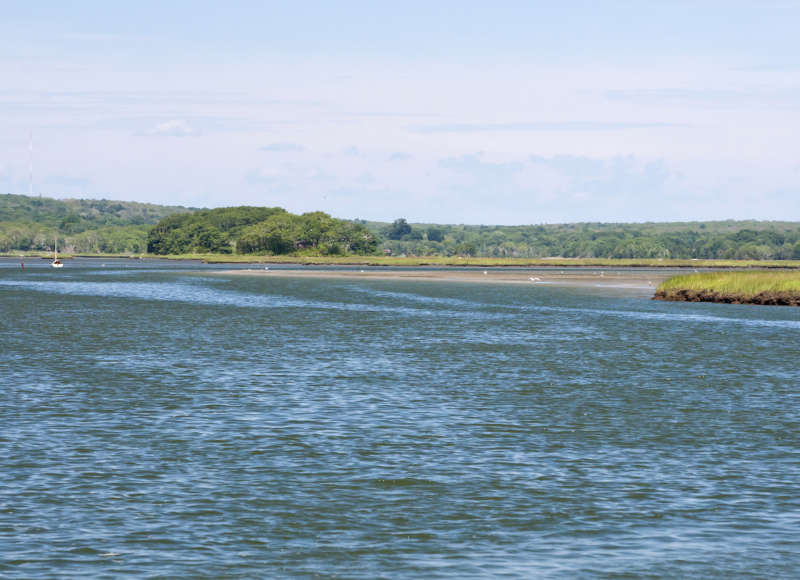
[29,130,34,197]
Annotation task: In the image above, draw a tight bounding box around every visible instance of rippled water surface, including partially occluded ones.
[1,259,799,578]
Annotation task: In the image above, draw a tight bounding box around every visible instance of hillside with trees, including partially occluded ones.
[147,207,379,255]
[2,194,800,260]
[0,194,192,253]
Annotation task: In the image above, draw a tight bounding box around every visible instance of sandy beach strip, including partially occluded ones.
[216,267,672,289]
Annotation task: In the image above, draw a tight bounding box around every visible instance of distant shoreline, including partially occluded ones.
[3,253,800,270]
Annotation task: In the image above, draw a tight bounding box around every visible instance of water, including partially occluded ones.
[1,259,798,578]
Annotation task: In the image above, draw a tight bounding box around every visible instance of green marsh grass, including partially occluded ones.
[155,254,800,269]
[657,270,800,298]
[655,270,800,305]
[4,252,800,270]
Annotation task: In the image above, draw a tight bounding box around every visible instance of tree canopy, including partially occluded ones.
[147,207,379,255]
[2,194,800,260]
[364,219,800,260]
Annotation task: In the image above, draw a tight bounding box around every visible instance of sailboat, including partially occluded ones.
[51,236,63,268]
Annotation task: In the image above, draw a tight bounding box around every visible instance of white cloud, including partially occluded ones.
[143,119,197,137]
[416,121,685,133]
[260,143,305,152]
[342,146,360,157]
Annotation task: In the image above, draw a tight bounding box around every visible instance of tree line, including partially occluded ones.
[369,218,800,260]
[2,194,800,259]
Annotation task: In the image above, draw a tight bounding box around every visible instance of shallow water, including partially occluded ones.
[1,259,799,577]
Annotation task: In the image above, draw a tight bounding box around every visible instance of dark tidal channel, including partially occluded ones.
[1,259,799,578]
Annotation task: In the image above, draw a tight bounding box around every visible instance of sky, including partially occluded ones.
[1,0,799,224]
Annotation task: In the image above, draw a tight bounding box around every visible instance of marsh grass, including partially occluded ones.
[153,255,800,269]
[657,270,800,297]
[4,252,800,270]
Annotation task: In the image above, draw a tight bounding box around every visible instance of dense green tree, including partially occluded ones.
[146,207,379,256]
[236,213,301,254]
[426,227,445,242]
[386,218,412,240]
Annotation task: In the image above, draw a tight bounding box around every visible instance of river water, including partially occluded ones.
[1,259,798,578]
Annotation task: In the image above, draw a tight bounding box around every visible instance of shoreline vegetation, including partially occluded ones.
[4,252,800,269]
[5,194,800,261]
[654,271,800,306]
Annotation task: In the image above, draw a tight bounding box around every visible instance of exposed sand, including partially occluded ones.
[218,267,672,290]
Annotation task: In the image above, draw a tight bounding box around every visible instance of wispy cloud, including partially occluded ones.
[732,63,800,72]
[415,121,684,133]
[143,119,197,137]
[439,153,523,174]
[606,87,800,107]
[388,152,412,161]
[260,143,305,153]
[429,152,687,222]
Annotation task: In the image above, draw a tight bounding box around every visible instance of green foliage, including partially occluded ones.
[364,220,800,261]
[148,207,379,256]
[0,194,192,254]
[426,227,445,242]
[146,206,283,254]
[0,193,190,233]
[3,194,800,261]
[236,212,300,254]
[386,218,412,240]
[70,225,150,254]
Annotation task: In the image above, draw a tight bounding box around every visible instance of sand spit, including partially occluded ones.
[217,267,671,289]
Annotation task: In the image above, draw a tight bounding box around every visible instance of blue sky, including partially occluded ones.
[1,1,799,224]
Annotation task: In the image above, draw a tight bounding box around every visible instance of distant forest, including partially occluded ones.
[373,218,800,260]
[0,194,190,254]
[2,193,800,260]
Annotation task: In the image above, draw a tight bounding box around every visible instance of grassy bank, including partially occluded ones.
[654,270,800,306]
[5,252,800,269]
[156,254,800,269]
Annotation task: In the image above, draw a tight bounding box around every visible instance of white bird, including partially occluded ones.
[483,271,488,275]
[529,276,540,282]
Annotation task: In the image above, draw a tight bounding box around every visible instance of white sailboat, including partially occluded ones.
[51,236,63,268]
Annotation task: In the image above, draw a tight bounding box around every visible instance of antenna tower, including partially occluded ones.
[28,130,34,197]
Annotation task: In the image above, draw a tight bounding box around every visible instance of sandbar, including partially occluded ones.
[217,267,672,290]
